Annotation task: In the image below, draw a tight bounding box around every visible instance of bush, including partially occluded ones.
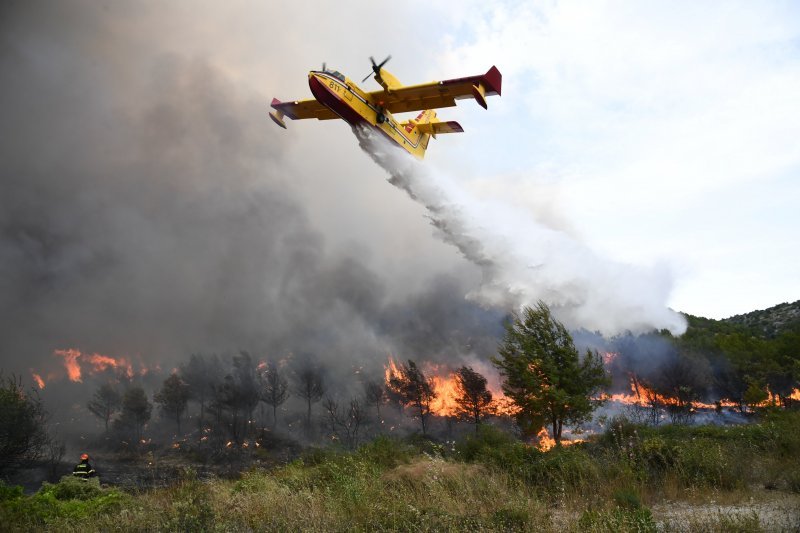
[0,482,23,502]
[675,440,744,489]
[39,476,104,501]
[456,424,522,462]
[491,507,530,529]
[0,477,126,527]
[357,435,415,468]
[161,475,214,532]
[0,374,51,473]
[612,487,642,510]
[637,436,678,473]
[578,507,656,532]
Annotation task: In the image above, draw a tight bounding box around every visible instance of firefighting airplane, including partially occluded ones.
[269,56,502,159]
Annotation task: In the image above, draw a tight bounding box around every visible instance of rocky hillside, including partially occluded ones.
[723,300,800,338]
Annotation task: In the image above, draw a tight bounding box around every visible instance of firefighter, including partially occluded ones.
[72,453,96,481]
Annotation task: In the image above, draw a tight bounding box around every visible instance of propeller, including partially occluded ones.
[322,62,327,72]
[361,55,391,83]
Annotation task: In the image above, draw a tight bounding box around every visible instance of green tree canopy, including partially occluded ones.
[492,301,609,445]
[453,366,493,431]
[0,374,50,473]
[154,374,190,433]
[387,360,436,435]
[87,383,121,432]
[115,386,152,443]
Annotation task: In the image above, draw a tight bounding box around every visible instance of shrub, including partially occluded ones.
[522,446,600,492]
[161,476,214,532]
[0,482,23,502]
[0,374,51,473]
[612,487,642,510]
[675,440,743,489]
[357,434,415,468]
[0,477,126,527]
[637,436,678,474]
[491,507,530,529]
[578,507,656,532]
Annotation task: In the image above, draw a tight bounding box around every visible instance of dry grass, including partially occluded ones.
[4,412,798,531]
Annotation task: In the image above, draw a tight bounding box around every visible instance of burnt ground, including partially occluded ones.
[3,442,303,494]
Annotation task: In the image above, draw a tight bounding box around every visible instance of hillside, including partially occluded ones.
[723,300,800,338]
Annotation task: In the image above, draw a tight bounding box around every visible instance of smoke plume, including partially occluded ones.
[355,126,686,336]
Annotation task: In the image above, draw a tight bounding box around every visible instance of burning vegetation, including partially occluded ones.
[13,301,800,461]
[3,301,800,531]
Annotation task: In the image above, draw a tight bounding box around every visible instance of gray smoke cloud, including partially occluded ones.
[1,1,684,410]
[0,2,503,394]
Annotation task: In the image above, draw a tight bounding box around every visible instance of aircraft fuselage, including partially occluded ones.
[307,71,431,158]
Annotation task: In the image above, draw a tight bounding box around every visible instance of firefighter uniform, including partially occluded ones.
[72,457,96,480]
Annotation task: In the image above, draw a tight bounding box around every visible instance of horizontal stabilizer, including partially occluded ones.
[415,120,464,136]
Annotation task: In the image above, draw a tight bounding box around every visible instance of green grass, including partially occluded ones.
[2,411,798,531]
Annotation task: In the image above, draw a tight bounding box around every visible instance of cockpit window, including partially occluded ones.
[322,67,345,82]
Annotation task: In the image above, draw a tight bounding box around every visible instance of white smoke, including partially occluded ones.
[355,126,687,336]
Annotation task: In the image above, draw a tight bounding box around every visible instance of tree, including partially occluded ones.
[181,353,223,430]
[0,374,50,473]
[154,374,190,433]
[363,379,386,419]
[744,379,770,411]
[87,383,121,432]
[322,396,368,449]
[232,352,261,434]
[215,352,262,442]
[647,352,710,424]
[453,366,493,431]
[292,360,325,429]
[115,386,152,443]
[260,360,289,428]
[386,360,436,435]
[492,302,609,445]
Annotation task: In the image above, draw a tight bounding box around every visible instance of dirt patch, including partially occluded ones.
[652,491,800,531]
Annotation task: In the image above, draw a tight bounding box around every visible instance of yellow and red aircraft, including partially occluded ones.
[269,56,502,159]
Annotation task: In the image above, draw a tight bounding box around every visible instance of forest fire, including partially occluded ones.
[31,373,45,389]
[536,428,556,451]
[46,348,144,385]
[383,356,511,417]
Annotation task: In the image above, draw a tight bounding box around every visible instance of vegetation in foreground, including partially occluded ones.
[2,410,799,532]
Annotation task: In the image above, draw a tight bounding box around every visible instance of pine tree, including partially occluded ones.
[493,301,609,445]
[453,366,493,431]
[387,360,436,435]
[260,360,289,428]
[154,374,190,433]
[87,383,121,432]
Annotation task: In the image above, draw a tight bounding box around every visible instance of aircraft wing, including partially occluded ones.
[369,66,502,114]
[269,97,338,128]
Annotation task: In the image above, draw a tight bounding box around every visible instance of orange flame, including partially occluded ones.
[31,373,45,389]
[600,377,737,410]
[383,356,514,417]
[602,351,619,365]
[84,352,134,378]
[54,349,83,382]
[536,427,556,451]
[45,348,149,385]
[428,371,460,417]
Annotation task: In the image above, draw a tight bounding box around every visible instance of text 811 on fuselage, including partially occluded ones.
[269,56,502,159]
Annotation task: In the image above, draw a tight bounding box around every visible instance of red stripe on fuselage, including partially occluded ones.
[308,74,421,153]
[308,75,366,126]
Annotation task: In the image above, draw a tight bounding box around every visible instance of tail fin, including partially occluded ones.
[401,109,463,149]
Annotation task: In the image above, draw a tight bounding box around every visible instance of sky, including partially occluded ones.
[2,1,799,380]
